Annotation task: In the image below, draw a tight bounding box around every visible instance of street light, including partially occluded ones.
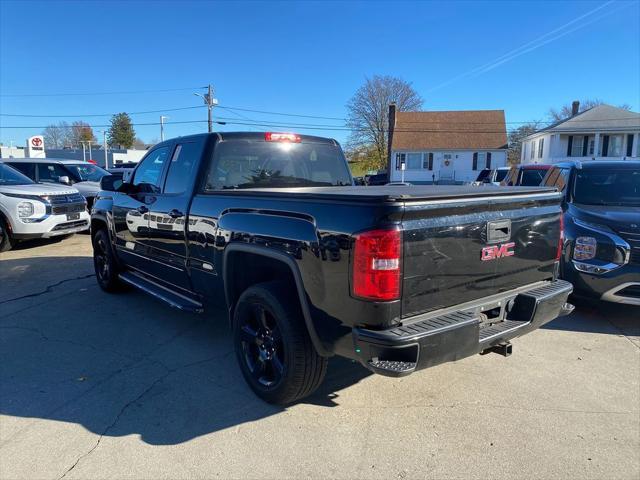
[160,115,169,142]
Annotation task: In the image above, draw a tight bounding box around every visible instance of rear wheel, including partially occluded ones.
[0,217,16,252]
[233,281,327,404]
[92,228,124,292]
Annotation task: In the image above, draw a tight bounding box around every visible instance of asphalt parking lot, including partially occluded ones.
[1,234,638,480]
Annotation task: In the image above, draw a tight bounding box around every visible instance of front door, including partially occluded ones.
[113,144,172,273]
[144,138,206,291]
[439,153,455,182]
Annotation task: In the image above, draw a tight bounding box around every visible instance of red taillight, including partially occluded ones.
[352,228,402,301]
[265,132,301,143]
[556,213,564,261]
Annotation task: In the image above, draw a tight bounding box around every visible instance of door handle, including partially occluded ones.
[168,209,184,218]
[137,206,149,214]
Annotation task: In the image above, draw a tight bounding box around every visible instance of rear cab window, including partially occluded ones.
[205,138,352,191]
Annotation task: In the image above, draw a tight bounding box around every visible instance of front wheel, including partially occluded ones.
[92,228,124,292]
[0,217,16,252]
[233,281,327,405]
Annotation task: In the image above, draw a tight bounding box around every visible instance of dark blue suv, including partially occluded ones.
[542,161,640,305]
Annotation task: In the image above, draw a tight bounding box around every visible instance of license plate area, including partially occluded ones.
[67,213,80,221]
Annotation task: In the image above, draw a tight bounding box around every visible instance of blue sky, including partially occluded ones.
[1,0,639,147]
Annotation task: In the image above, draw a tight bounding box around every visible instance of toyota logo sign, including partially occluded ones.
[31,137,43,147]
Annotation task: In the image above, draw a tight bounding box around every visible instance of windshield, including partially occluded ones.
[573,169,640,206]
[520,169,547,186]
[0,163,35,186]
[66,163,109,182]
[495,169,509,182]
[206,141,353,190]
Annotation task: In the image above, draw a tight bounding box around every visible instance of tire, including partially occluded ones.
[92,228,124,292]
[233,281,327,405]
[0,217,16,252]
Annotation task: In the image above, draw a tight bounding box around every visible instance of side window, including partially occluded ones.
[164,141,204,194]
[37,163,69,183]
[8,163,36,179]
[132,146,170,192]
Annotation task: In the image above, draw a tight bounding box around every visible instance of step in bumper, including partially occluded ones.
[352,280,573,377]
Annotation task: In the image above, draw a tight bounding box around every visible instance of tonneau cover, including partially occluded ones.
[215,185,558,202]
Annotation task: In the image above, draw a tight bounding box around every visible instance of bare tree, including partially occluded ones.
[70,121,97,146]
[548,99,631,122]
[42,122,72,148]
[507,123,540,165]
[346,75,423,171]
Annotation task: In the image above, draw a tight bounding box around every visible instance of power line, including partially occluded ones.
[6,118,635,134]
[217,105,346,121]
[0,86,206,98]
[0,105,205,118]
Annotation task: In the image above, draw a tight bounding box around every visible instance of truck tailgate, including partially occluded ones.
[401,189,563,317]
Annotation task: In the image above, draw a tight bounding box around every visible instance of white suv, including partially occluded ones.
[0,162,90,252]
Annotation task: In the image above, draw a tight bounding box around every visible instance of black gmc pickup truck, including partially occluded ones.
[92,132,573,404]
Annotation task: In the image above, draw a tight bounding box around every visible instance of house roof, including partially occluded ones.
[526,105,640,139]
[391,110,507,150]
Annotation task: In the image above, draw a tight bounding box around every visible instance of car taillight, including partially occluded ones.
[556,213,564,261]
[265,132,301,143]
[352,228,402,301]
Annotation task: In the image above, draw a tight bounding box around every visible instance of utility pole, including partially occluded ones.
[194,84,218,133]
[81,141,86,162]
[88,141,92,162]
[160,115,169,141]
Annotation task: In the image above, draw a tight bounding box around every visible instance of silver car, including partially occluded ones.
[4,158,110,209]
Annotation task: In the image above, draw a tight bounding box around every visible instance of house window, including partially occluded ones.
[608,135,623,157]
[588,138,595,155]
[406,153,422,170]
[395,153,406,169]
[476,152,486,170]
[570,136,584,157]
[538,138,544,158]
[530,141,535,159]
[423,152,434,170]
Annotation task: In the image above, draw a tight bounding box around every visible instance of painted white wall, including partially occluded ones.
[112,149,147,165]
[389,149,507,184]
[521,131,640,164]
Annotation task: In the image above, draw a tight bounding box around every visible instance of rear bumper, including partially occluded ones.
[352,279,573,377]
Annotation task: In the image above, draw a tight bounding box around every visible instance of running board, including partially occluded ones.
[119,271,204,313]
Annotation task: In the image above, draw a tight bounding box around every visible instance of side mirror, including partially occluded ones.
[59,175,72,185]
[100,174,123,192]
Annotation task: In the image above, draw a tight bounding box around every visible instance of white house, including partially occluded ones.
[521,103,640,165]
[387,106,508,184]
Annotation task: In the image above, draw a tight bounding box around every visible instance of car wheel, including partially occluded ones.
[233,281,327,405]
[92,228,124,292]
[0,217,16,252]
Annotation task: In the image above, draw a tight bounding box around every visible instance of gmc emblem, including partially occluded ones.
[481,242,515,261]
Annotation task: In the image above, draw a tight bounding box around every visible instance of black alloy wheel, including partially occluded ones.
[233,281,327,404]
[92,229,123,292]
[239,303,285,388]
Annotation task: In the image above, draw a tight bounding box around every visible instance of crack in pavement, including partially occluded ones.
[0,320,203,450]
[0,274,95,305]
[56,354,227,480]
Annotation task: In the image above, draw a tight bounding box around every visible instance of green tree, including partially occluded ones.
[507,123,540,165]
[107,113,135,148]
[345,75,423,171]
[71,121,97,146]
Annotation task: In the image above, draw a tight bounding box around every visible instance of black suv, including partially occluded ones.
[542,161,640,305]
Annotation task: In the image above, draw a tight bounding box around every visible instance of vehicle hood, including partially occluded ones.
[0,183,80,197]
[570,203,640,232]
[73,181,101,196]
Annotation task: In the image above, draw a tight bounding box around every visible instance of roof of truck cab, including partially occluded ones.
[170,131,340,145]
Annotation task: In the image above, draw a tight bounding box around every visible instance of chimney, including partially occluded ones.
[571,100,580,116]
[387,103,396,177]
